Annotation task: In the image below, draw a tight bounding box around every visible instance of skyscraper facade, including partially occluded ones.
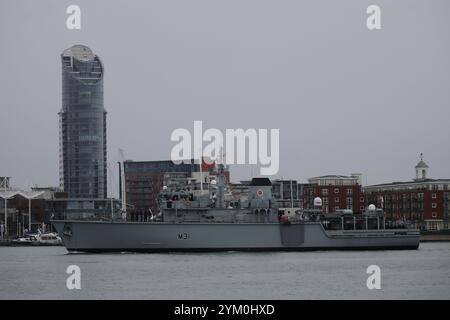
[59,45,107,199]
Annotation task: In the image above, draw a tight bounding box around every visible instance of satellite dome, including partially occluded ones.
[368,204,376,211]
[210,180,217,185]
[314,197,322,207]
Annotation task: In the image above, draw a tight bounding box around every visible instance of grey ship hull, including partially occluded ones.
[52,220,420,252]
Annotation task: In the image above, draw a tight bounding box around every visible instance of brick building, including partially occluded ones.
[364,155,450,231]
[302,174,365,214]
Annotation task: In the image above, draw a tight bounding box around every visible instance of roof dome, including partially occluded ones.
[415,160,429,169]
[415,153,429,169]
[62,44,95,62]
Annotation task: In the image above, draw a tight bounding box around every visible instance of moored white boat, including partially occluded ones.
[11,232,63,246]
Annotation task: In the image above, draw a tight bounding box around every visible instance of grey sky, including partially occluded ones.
[1,0,449,197]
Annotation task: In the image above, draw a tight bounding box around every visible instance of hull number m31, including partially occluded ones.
[177,233,190,240]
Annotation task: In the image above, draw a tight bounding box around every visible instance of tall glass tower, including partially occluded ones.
[59,45,107,199]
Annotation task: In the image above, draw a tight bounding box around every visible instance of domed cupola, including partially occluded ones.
[414,153,429,181]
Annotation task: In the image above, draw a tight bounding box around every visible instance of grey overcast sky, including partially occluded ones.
[1,0,449,196]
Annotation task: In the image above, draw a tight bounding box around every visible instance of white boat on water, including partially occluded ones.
[37,232,63,246]
[11,232,63,246]
[11,234,37,245]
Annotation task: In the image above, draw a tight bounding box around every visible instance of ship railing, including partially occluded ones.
[320,215,388,231]
[51,210,123,222]
[320,215,417,231]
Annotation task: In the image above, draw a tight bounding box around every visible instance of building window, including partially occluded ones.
[432,193,437,199]
[346,188,353,195]
[360,197,364,202]
[432,212,437,218]
[78,91,91,104]
[334,188,339,194]
[322,189,328,196]
[335,197,340,202]
[360,206,365,211]
[432,203,437,209]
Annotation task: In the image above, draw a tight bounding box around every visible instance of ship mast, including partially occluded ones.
[215,148,225,209]
[199,155,203,195]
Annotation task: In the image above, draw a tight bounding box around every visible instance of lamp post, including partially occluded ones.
[4,197,7,238]
[16,209,20,237]
[110,197,114,221]
[28,197,31,233]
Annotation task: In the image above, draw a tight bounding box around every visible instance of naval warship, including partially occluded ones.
[51,164,420,252]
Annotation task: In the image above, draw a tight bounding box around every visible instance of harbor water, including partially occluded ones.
[0,242,449,299]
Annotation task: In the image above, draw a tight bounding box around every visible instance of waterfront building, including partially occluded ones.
[59,45,107,199]
[302,174,364,214]
[0,181,66,237]
[272,179,302,209]
[364,155,450,231]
